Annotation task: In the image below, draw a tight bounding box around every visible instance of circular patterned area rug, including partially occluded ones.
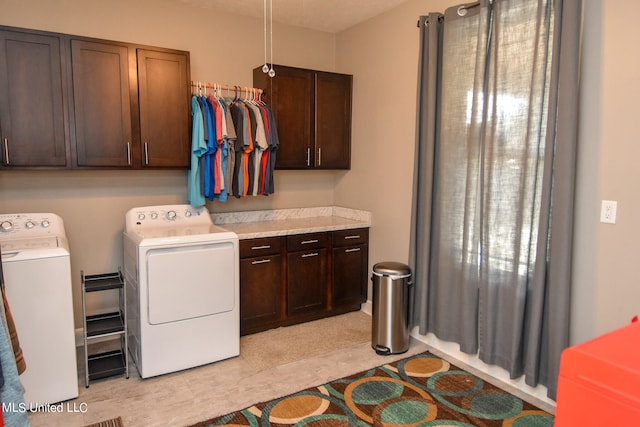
[190,352,553,426]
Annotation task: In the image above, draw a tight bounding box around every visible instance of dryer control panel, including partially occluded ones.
[124,204,212,231]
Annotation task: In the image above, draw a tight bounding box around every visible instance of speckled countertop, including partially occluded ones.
[211,206,372,240]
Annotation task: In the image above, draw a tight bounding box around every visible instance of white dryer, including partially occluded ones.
[0,213,78,405]
[123,204,239,378]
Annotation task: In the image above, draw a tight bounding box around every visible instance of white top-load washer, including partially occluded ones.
[123,204,239,379]
[0,213,78,406]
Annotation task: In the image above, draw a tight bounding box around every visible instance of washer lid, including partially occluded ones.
[1,239,69,261]
[1,236,61,252]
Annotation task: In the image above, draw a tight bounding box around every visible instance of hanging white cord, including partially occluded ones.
[268,0,275,77]
[262,0,269,73]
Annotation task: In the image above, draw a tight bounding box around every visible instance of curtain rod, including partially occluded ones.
[417,0,483,26]
[190,81,263,95]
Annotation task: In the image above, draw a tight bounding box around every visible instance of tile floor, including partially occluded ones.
[26,311,428,427]
[24,309,553,426]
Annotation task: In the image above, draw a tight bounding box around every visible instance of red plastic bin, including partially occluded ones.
[555,320,640,426]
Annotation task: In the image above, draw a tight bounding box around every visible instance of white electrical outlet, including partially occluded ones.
[600,200,617,224]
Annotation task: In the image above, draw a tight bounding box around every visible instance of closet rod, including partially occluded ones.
[190,81,263,95]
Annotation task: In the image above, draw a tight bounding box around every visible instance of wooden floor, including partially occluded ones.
[27,311,428,427]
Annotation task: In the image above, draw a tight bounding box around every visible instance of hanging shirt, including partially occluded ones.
[264,104,279,195]
[224,99,237,198]
[214,97,229,202]
[202,96,216,200]
[188,96,207,207]
[257,103,270,195]
[247,103,268,195]
[230,102,247,198]
[240,102,254,196]
[210,98,224,196]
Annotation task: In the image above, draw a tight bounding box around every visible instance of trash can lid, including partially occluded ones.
[372,261,412,278]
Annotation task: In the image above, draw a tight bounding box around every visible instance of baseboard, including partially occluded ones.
[361,300,372,315]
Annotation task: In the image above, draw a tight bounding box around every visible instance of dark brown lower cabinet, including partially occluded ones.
[331,228,369,310]
[287,248,328,317]
[239,228,369,335]
[240,254,283,333]
[239,237,285,335]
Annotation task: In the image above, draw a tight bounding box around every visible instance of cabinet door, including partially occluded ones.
[71,39,132,167]
[240,254,283,335]
[315,72,352,169]
[287,249,328,317]
[137,49,190,168]
[255,65,314,169]
[332,228,368,309]
[332,244,368,308]
[0,29,68,167]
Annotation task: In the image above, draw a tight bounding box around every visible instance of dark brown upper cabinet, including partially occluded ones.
[254,65,352,170]
[136,49,190,168]
[0,28,69,168]
[71,39,133,167]
[0,25,191,170]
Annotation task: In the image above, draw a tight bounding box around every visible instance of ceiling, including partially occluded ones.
[176,0,411,33]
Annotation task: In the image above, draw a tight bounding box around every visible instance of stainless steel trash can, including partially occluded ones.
[371,261,412,355]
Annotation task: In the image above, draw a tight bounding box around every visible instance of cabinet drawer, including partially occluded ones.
[240,237,284,258]
[332,228,369,247]
[287,232,330,252]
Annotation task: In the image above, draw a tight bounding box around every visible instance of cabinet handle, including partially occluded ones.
[318,147,322,166]
[2,138,8,165]
[251,245,271,250]
[300,239,319,245]
[306,147,310,166]
[345,248,361,253]
[301,252,319,258]
[144,142,149,165]
[344,235,361,240]
[251,259,272,265]
[126,142,131,166]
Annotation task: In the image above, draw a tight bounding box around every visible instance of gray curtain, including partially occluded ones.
[409,0,582,399]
